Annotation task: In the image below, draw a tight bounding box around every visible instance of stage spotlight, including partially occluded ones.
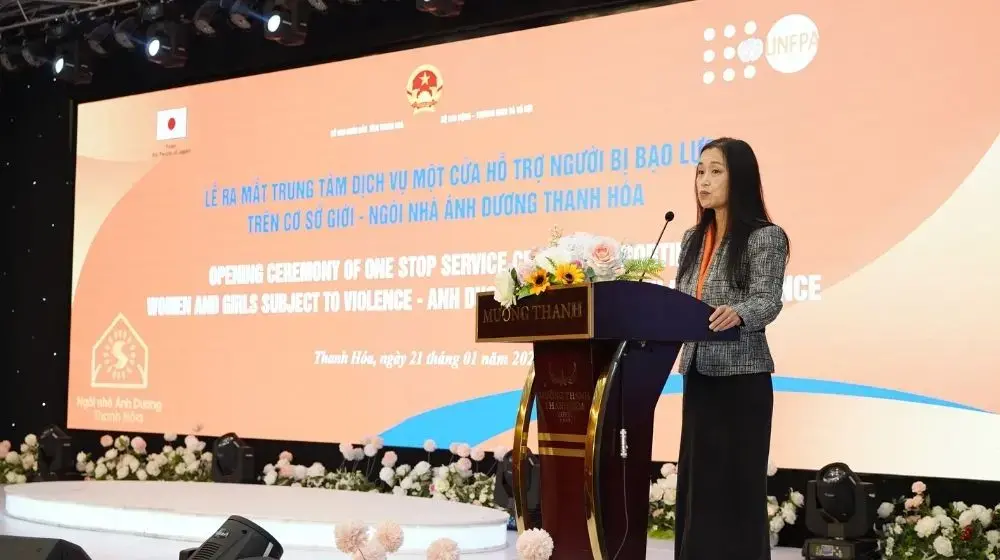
[177,515,283,560]
[145,21,188,68]
[415,0,463,17]
[211,433,255,484]
[1,45,26,71]
[53,45,94,85]
[21,38,49,68]
[114,16,141,49]
[229,0,261,31]
[193,0,234,36]
[493,448,542,530]
[803,462,879,560]
[85,22,116,55]
[305,0,327,13]
[263,0,308,46]
[36,425,79,480]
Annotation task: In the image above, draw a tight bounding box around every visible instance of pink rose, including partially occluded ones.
[381,451,398,468]
[130,437,147,454]
[278,464,294,477]
[587,238,623,280]
[100,435,113,448]
[911,481,926,495]
[279,451,293,462]
[455,443,471,458]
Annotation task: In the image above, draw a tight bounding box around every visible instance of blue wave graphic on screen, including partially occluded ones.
[379,376,986,448]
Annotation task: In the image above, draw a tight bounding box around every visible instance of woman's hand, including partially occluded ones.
[709,305,742,332]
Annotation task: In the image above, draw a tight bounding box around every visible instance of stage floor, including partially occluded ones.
[0,483,803,559]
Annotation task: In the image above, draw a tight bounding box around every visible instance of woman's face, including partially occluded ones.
[695,147,730,210]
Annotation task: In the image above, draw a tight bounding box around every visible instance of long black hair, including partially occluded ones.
[676,137,784,289]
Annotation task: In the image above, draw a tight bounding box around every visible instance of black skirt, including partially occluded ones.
[674,364,774,560]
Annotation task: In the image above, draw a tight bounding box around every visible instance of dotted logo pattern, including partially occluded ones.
[702,21,761,84]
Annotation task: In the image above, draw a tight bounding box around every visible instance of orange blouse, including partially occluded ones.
[695,224,716,300]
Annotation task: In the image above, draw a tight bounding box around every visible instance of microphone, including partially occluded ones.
[637,211,675,284]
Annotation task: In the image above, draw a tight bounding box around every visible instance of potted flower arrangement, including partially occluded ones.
[76,433,212,482]
[0,434,39,485]
[876,481,1000,558]
[492,227,663,308]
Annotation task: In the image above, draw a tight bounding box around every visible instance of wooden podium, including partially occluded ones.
[475,281,737,560]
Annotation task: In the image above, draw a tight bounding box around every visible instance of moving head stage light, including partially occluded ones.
[36,425,80,481]
[803,462,879,560]
[493,448,541,530]
[211,432,255,484]
[179,515,282,560]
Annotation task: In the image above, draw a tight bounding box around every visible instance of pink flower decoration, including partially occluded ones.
[426,537,459,560]
[448,443,459,455]
[423,439,437,453]
[0,440,11,453]
[911,481,927,495]
[516,528,554,560]
[381,451,398,468]
[279,451,293,462]
[163,433,177,442]
[352,540,386,560]
[130,437,147,454]
[99,435,113,448]
[492,446,511,460]
[184,435,199,449]
[334,521,369,553]
[278,464,294,478]
[470,447,485,462]
[586,238,623,280]
[455,443,471,458]
[374,521,404,553]
[456,458,473,473]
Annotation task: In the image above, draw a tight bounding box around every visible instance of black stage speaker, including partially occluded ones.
[0,536,92,559]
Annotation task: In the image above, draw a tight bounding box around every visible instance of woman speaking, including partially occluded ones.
[672,137,789,560]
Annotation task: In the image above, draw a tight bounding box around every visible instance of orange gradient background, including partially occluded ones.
[69,0,1000,479]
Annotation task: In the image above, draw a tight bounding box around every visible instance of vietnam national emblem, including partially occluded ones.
[91,313,149,389]
[406,64,444,114]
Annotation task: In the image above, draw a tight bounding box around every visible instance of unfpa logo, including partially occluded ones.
[701,14,819,84]
[91,313,149,389]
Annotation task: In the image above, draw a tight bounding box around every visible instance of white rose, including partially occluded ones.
[76,452,87,463]
[24,434,37,446]
[534,246,572,274]
[5,472,17,483]
[5,451,20,465]
[175,463,187,475]
[95,463,108,478]
[985,530,999,546]
[769,516,785,533]
[877,502,894,519]
[136,468,148,481]
[435,477,451,492]
[953,501,969,512]
[649,483,664,502]
[146,462,160,477]
[293,465,307,480]
[781,502,797,524]
[379,467,395,485]
[306,463,325,478]
[915,516,940,538]
[932,535,953,557]
[21,455,34,469]
[959,509,977,528]
[493,270,517,308]
[413,461,431,476]
[400,477,414,490]
[105,449,118,460]
[15,474,26,484]
[263,471,277,485]
[659,463,676,478]
[790,491,804,508]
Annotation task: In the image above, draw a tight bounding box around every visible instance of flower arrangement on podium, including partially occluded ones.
[0,434,39,484]
[76,433,212,482]
[875,481,1000,558]
[492,227,664,308]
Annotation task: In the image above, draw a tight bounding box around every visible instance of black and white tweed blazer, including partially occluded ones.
[675,224,789,376]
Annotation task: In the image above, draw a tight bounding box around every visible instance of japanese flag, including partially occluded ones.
[156,107,187,140]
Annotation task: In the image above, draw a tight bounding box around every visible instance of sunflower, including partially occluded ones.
[554,263,585,285]
[527,269,551,295]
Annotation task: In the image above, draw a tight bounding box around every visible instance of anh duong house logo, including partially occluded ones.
[701,14,819,84]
